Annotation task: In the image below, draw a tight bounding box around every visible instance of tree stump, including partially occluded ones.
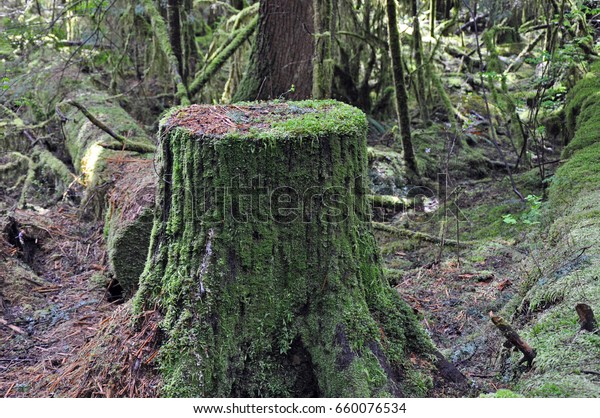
[575,303,597,332]
[134,101,435,397]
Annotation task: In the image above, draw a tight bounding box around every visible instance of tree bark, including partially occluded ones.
[233,0,315,101]
[168,0,184,83]
[134,101,437,397]
[142,0,190,105]
[385,0,419,175]
[412,0,430,124]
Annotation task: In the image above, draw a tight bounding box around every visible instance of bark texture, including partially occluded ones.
[234,0,315,101]
[134,100,436,397]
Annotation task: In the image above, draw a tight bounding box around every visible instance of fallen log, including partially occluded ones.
[60,90,157,296]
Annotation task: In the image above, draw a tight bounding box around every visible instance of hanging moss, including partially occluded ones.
[134,100,437,397]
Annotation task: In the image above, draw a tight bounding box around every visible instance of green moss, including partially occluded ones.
[135,100,435,397]
[105,208,154,296]
[480,389,524,398]
[564,64,600,143]
[505,63,600,398]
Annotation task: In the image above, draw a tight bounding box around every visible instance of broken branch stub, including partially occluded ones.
[490,311,537,367]
[575,303,597,332]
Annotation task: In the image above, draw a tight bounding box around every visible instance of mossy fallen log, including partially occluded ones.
[60,90,157,297]
[133,100,458,397]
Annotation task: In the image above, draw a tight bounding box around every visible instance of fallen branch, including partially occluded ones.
[372,222,471,246]
[504,32,544,74]
[489,311,536,367]
[62,100,127,144]
[60,101,155,154]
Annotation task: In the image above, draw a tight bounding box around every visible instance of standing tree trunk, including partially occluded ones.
[133,101,437,397]
[312,0,334,98]
[386,0,419,175]
[233,0,315,101]
[167,0,185,84]
[412,0,430,124]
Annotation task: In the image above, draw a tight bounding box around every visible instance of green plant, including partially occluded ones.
[502,194,542,226]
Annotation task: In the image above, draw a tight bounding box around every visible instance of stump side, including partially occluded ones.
[135,101,434,397]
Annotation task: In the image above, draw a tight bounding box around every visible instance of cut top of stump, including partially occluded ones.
[160,100,367,140]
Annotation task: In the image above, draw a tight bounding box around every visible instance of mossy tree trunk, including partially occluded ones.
[167,0,184,83]
[312,0,334,99]
[386,0,419,175]
[412,0,430,125]
[134,101,437,397]
[233,0,315,101]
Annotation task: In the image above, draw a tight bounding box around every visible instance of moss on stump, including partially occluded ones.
[134,100,436,397]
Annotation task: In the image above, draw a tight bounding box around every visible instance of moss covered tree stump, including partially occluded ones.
[135,101,435,397]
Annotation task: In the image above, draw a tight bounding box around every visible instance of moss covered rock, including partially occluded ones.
[134,100,438,397]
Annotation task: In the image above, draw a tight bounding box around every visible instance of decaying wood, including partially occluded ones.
[575,303,597,332]
[489,311,536,367]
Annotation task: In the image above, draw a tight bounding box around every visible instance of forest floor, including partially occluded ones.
[0,139,553,398]
[0,204,115,397]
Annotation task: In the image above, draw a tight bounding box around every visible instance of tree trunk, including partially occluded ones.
[412,0,430,124]
[134,101,436,397]
[312,0,334,98]
[233,0,315,101]
[386,0,419,175]
[168,0,184,83]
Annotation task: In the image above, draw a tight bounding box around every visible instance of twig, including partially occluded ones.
[4,382,16,398]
